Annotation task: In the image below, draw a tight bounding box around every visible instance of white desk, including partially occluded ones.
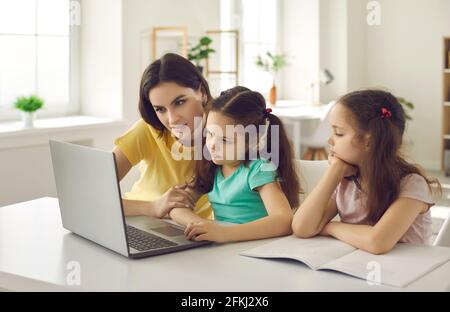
[270,103,328,158]
[1,197,449,292]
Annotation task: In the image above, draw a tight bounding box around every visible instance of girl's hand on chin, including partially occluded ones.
[328,152,358,178]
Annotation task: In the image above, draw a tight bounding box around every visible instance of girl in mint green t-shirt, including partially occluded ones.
[169,86,301,243]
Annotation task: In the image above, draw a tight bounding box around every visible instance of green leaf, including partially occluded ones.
[188,36,215,64]
[396,96,415,121]
[255,51,287,73]
[200,36,212,46]
[14,95,44,112]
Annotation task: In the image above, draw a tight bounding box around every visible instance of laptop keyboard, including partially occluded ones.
[126,225,178,251]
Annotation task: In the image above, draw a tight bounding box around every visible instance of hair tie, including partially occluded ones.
[264,108,273,118]
[381,107,392,119]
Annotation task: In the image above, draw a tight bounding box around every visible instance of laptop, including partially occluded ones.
[49,140,211,259]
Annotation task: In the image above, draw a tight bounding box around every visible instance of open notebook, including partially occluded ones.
[240,236,450,288]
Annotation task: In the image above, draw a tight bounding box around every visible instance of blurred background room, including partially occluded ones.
[0,0,449,239]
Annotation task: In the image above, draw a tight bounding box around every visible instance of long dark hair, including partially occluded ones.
[193,86,301,209]
[138,53,212,136]
[339,89,441,224]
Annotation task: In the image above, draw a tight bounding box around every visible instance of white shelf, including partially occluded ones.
[0,115,123,136]
[0,115,128,150]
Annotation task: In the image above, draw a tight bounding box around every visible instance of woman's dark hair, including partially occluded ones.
[193,86,301,209]
[138,53,212,136]
[338,89,441,224]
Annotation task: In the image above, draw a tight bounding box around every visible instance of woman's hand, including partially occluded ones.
[184,221,229,243]
[328,151,358,178]
[148,185,196,218]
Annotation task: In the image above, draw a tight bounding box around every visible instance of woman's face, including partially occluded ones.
[149,82,205,144]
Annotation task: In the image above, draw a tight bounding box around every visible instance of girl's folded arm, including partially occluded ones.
[292,163,344,238]
[223,182,293,242]
[323,197,427,254]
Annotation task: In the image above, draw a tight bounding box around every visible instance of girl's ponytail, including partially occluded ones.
[266,113,301,209]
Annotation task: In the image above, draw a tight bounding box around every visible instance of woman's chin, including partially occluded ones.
[211,157,225,165]
[211,159,222,165]
[173,132,194,146]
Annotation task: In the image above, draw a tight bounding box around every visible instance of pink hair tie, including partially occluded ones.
[264,108,273,118]
[381,107,392,119]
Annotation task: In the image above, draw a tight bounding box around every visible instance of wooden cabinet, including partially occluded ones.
[442,37,450,173]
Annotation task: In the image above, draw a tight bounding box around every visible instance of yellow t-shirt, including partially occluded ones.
[114,119,212,219]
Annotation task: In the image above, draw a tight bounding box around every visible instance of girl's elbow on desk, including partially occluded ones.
[363,233,397,255]
[291,216,322,239]
[324,222,397,255]
[265,213,293,237]
[334,224,396,255]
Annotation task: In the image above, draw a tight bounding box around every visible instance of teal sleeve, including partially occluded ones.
[248,159,278,191]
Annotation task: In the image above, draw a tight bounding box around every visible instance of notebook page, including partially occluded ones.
[241,236,356,270]
[321,243,450,287]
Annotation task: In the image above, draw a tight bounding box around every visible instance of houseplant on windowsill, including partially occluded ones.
[14,95,44,128]
[256,52,287,105]
[188,36,215,74]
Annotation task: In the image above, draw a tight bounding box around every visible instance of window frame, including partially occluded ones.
[0,0,80,122]
[237,0,281,96]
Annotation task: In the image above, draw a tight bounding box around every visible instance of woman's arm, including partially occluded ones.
[114,147,152,216]
[122,186,195,218]
[114,147,196,218]
[292,160,348,238]
[185,182,293,243]
[113,147,132,182]
[168,184,205,225]
[169,208,204,226]
[321,197,427,254]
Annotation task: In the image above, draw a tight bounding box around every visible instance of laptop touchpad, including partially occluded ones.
[152,226,184,237]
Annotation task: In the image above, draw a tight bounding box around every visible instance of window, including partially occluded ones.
[220,0,279,97]
[0,0,79,121]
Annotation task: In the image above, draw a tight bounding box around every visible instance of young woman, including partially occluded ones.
[114,53,213,219]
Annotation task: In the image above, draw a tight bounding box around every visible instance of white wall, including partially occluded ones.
[122,0,221,122]
[80,0,123,120]
[0,124,128,207]
[3,0,446,208]
[0,0,126,207]
[346,0,368,92]
[319,0,348,103]
[0,0,221,207]
[0,144,56,207]
[280,0,367,103]
[319,0,367,104]
[366,0,450,170]
[280,0,320,102]
[318,0,448,170]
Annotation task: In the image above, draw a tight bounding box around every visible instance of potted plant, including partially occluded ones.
[396,96,415,150]
[14,95,44,128]
[256,52,287,105]
[397,96,414,121]
[188,36,215,74]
